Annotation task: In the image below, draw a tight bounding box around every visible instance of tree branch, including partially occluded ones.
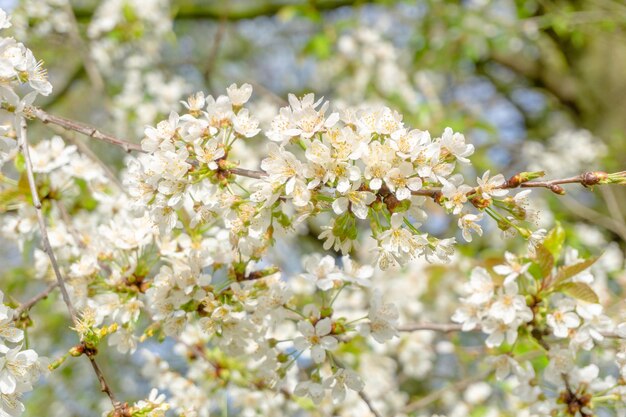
[25,106,142,153]
[17,117,79,324]
[358,390,384,417]
[87,356,121,408]
[16,107,626,200]
[12,283,59,321]
[17,117,125,414]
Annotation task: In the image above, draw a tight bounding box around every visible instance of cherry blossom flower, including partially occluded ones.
[226,83,253,106]
[360,291,399,343]
[547,298,580,338]
[493,252,531,285]
[294,311,338,363]
[476,170,508,200]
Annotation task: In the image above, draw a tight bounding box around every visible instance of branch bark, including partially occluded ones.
[12,283,59,321]
[17,117,79,324]
[26,106,142,153]
[17,117,125,414]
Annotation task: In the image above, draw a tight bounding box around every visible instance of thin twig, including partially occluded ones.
[26,106,142,153]
[87,356,119,405]
[330,354,384,417]
[249,81,288,106]
[12,283,59,321]
[17,117,124,413]
[402,350,542,414]
[229,167,266,179]
[358,390,384,417]
[17,117,78,324]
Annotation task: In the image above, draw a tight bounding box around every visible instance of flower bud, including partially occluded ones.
[549,184,565,195]
[69,345,84,357]
[470,195,491,209]
[507,171,545,187]
[581,171,608,186]
[320,306,333,318]
[48,355,68,370]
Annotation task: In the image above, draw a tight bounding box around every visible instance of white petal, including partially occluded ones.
[315,318,332,336]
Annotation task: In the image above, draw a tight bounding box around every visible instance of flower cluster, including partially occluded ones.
[453,227,626,416]
[453,240,618,350]
[130,85,544,271]
[0,9,51,109]
[0,290,47,417]
[87,0,172,72]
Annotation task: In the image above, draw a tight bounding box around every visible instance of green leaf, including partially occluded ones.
[558,282,599,304]
[534,244,554,278]
[553,257,598,286]
[543,222,565,259]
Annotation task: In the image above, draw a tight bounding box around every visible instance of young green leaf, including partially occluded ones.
[558,282,599,304]
[553,257,598,287]
[542,222,565,259]
[534,244,554,278]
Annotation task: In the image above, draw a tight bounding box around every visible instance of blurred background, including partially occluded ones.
[1,0,625,415]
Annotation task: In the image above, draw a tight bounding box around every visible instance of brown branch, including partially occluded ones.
[488,51,581,116]
[17,117,78,324]
[358,390,384,417]
[17,117,125,414]
[412,171,622,198]
[12,283,59,321]
[229,167,266,179]
[87,356,123,409]
[25,106,143,153]
[14,107,625,200]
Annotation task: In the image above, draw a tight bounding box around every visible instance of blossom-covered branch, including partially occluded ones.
[1,5,626,417]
